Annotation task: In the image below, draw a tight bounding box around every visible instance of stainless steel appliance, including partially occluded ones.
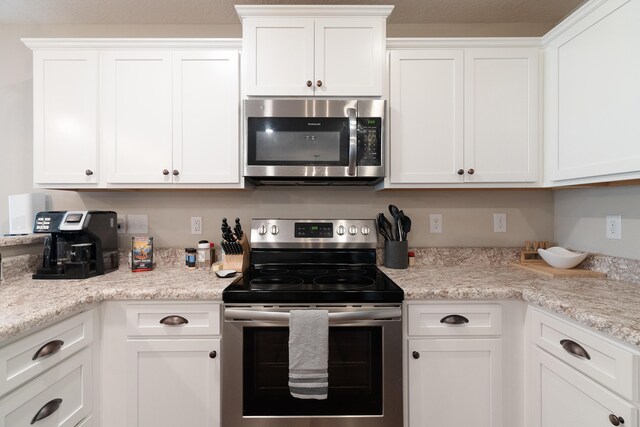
[243,99,385,185]
[222,219,403,427]
[32,211,119,279]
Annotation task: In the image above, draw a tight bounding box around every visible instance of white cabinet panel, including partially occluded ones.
[546,0,640,183]
[530,346,637,427]
[126,339,220,427]
[464,48,539,183]
[315,18,383,96]
[33,51,98,184]
[173,51,240,184]
[408,339,502,427]
[243,17,315,96]
[389,50,464,183]
[102,51,173,184]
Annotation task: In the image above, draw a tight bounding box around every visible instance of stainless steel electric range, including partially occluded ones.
[222,219,404,427]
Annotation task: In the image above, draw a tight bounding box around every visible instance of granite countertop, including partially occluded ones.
[2,264,640,348]
[0,234,47,247]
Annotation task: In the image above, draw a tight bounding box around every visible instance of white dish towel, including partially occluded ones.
[288,310,329,400]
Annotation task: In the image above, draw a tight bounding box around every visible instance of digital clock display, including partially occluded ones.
[294,223,333,238]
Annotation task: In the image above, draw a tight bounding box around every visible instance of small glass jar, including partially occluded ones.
[185,248,197,268]
[197,240,210,270]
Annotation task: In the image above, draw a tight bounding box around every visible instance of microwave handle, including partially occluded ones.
[347,108,357,176]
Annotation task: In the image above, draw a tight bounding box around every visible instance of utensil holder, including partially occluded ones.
[222,238,251,272]
[384,241,408,269]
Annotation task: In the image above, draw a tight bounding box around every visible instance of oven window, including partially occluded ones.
[243,326,383,416]
[247,117,350,166]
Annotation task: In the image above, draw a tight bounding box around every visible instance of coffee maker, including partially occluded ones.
[32,211,119,279]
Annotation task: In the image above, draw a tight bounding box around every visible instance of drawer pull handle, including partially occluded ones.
[412,351,420,359]
[32,340,64,361]
[560,339,591,360]
[440,314,469,325]
[159,315,189,326]
[609,414,625,425]
[31,398,62,424]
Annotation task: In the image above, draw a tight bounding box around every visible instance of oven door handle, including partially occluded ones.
[224,308,402,323]
[347,107,357,176]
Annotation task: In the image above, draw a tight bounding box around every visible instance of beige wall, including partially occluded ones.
[0,23,557,250]
[554,186,640,260]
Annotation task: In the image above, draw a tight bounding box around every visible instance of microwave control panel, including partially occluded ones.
[357,118,381,166]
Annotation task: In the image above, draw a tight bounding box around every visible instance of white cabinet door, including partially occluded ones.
[243,17,315,96]
[530,346,637,427]
[408,338,502,427]
[464,48,539,183]
[33,50,98,184]
[389,50,464,184]
[126,339,220,427]
[172,51,240,184]
[315,18,384,97]
[102,51,173,184]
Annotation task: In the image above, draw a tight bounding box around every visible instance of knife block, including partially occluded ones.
[222,238,250,272]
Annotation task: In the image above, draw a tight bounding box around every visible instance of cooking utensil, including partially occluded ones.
[399,210,411,242]
[376,213,392,241]
[389,205,401,241]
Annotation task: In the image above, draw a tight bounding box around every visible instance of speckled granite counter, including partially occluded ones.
[2,264,640,349]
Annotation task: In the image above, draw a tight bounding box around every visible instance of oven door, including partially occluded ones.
[222,305,403,427]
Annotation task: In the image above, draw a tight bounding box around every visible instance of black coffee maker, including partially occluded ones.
[33,211,119,279]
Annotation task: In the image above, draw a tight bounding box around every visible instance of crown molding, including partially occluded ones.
[235,5,394,19]
[22,38,242,50]
[386,37,542,49]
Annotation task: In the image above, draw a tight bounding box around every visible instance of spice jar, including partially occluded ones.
[408,251,416,267]
[185,248,197,268]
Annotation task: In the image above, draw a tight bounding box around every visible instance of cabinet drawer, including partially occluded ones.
[408,303,502,336]
[530,308,639,402]
[126,303,220,337]
[0,348,92,427]
[0,310,93,398]
[75,415,92,426]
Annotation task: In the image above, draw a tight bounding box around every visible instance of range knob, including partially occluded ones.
[361,226,371,235]
[336,225,346,236]
[271,225,279,235]
[348,225,358,236]
[258,225,267,236]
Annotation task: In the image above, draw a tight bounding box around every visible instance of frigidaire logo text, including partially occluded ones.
[307,123,321,126]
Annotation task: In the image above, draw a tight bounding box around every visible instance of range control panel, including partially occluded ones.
[251,219,378,249]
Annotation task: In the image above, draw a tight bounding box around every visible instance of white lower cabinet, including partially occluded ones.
[408,338,502,427]
[530,346,637,427]
[75,415,92,426]
[126,338,220,427]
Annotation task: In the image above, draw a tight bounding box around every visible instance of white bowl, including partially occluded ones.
[537,247,589,269]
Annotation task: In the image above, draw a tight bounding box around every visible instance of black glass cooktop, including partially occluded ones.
[222,265,404,303]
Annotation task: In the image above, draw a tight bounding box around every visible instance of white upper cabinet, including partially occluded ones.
[31,49,99,185]
[464,48,539,183]
[387,43,540,187]
[389,49,464,184]
[544,0,640,185]
[238,6,392,97]
[102,51,174,184]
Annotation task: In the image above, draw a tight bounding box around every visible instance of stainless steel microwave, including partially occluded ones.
[243,99,385,185]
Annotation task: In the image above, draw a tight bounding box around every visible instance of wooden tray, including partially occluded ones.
[514,261,606,278]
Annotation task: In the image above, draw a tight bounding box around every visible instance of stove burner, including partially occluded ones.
[336,268,367,275]
[298,268,329,275]
[313,274,376,290]
[250,276,304,290]
[256,268,290,275]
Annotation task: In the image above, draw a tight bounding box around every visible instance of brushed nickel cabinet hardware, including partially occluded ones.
[440,314,470,325]
[162,169,170,176]
[32,340,64,361]
[412,351,420,359]
[209,351,217,359]
[609,414,624,425]
[31,398,62,424]
[159,315,189,326]
[560,339,591,360]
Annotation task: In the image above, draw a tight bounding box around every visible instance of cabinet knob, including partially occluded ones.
[457,169,464,175]
[467,168,475,175]
[560,339,591,360]
[609,414,624,426]
[209,350,217,359]
[31,398,62,424]
[412,351,420,359]
[85,169,93,176]
[316,80,323,87]
[440,314,470,325]
[32,340,64,361]
[159,315,189,326]
[173,169,179,176]
[162,169,170,176]
[306,80,313,87]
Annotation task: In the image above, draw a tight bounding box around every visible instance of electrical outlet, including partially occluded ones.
[127,214,148,234]
[117,216,127,234]
[430,214,443,233]
[606,215,622,240]
[493,213,507,233]
[191,217,203,235]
